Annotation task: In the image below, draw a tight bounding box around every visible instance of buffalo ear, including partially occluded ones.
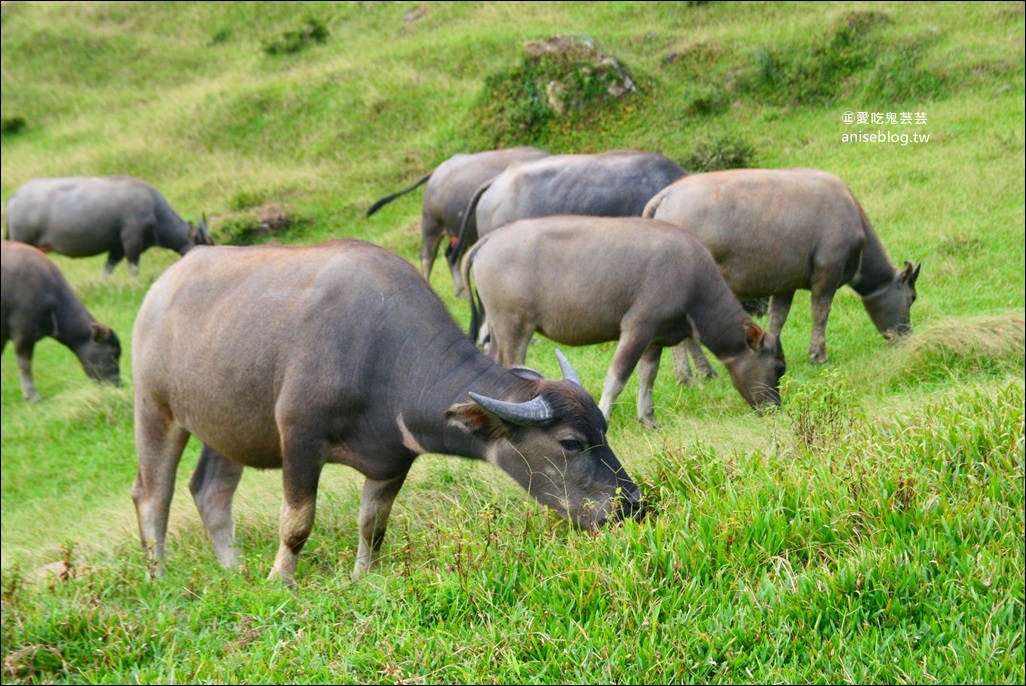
[90,322,112,342]
[509,366,544,381]
[743,320,766,352]
[445,401,508,441]
[901,261,922,287]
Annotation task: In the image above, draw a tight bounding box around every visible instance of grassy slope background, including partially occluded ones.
[1,1,1023,683]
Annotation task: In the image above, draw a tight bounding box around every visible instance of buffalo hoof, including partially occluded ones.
[638,415,660,430]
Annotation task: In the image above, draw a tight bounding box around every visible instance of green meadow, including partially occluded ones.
[1,2,1023,683]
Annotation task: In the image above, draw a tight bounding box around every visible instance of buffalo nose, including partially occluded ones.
[615,485,646,522]
[885,324,912,341]
[752,387,782,414]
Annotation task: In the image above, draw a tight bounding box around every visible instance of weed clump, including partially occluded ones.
[262,17,329,56]
[683,133,757,171]
[783,369,864,454]
[214,203,301,246]
[1,115,27,137]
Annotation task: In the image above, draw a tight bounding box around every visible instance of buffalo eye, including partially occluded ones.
[559,439,583,452]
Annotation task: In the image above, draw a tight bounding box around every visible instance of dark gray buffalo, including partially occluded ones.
[447,150,689,296]
[644,168,921,365]
[132,238,642,582]
[366,147,549,292]
[5,175,213,276]
[462,217,786,426]
[1,240,122,402]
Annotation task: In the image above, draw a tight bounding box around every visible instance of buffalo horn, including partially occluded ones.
[555,349,583,387]
[468,392,554,425]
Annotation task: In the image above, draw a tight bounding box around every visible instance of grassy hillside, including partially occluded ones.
[2,1,1024,683]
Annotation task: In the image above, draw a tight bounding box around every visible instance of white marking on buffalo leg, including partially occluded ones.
[269,499,315,582]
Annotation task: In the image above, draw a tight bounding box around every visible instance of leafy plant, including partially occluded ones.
[683,133,757,171]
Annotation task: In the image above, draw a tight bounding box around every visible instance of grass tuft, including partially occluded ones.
[892,313,1025,386]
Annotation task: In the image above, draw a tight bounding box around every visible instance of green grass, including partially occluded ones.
[2,1,1024,683]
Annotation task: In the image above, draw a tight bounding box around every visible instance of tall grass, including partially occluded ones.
[2,1,1024,683]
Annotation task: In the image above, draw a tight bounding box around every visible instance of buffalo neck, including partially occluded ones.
[685,274,753,360]
[152,197,192,253]
[51,282,98,350]
[388,331,526,459]
[849,208,897,297]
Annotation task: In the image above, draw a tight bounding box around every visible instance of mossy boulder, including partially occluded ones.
[473,34,637,144]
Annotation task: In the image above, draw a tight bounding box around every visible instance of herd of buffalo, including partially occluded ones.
[1,149,921,581]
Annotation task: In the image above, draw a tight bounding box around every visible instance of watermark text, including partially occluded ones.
[840,130,931,146]
[840,110,931,146]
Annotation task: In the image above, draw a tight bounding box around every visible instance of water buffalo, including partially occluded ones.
[366,147,549,293]
[1,240,121,402]
[447,150,689,297]
[644,168,921,364]
[5,175,213,276]
[132,238,642,582]
[462,216,786,426]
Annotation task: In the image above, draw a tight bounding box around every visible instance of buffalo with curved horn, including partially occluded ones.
[132,238,642,582]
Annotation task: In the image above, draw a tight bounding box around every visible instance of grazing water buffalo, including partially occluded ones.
[366,147,549,293]
[644,168,921,365]
[5,175,212,276]
[1,240,121,402]
[132,238,642,582]
[462,216,785,426]
[446,150,689,296]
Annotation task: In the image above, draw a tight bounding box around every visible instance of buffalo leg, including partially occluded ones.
[670,338,717,386]
[476,317,492,351]
[635,343,664,428]
[489,315,534,368]
[768,292,795,339]
[121,227,147,278]
[808,283,839,365]
[598,328,654,422]
[354,471,409,578]
[189,444,245,569]
[132,408,190,577]
[103,248,125,276]
[269,438,325,583]
[686,338,718,380]
[670,341,695,386]
[13,338,41,402]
